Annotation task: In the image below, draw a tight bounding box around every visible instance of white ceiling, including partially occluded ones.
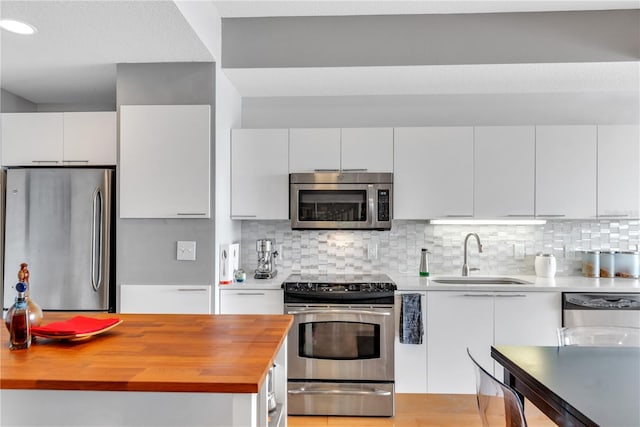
[0,1,638,107]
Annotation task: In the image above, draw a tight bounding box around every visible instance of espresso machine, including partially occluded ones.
[255,239,278,279]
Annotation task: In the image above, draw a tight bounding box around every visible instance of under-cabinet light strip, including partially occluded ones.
[429,219,547,225]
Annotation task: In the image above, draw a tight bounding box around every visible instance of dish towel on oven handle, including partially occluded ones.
[400,293,423,344]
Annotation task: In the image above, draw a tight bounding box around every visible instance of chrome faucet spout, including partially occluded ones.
[462,233,483,276]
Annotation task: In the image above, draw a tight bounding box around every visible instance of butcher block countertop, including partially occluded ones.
[0,313,293,394]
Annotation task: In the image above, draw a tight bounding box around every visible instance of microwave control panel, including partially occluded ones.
[377,189,390,221]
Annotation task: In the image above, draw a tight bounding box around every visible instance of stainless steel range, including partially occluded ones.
[283,274,396,417]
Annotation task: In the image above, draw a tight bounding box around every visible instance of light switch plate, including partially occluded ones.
[177,241,196,261]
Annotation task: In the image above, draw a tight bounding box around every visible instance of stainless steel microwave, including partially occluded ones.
[290,172,393,230]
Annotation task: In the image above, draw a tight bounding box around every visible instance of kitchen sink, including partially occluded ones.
[430,277,532,285]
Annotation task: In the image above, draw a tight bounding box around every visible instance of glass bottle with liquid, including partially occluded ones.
[7,282,31,350]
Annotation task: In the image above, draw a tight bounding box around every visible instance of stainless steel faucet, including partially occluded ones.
[462,233,483,276]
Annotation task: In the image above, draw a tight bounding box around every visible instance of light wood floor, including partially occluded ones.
[288,393,557,427]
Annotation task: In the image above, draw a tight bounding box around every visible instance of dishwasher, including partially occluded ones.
[562,293,640,327]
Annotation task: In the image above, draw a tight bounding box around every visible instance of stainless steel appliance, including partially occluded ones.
[290,172,392,230]
[563,293,640,327]
[255,238,278,279]
[283,274,396,417]
[3,168,115,312]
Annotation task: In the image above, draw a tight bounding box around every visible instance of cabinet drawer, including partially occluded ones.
[220,289,283,314]
[120,284,211,314]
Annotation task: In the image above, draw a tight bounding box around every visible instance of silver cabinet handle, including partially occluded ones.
[536,214,566,217]
[90,187,104,292]
[445,214,473,218]
[231,215,257,218]
[177,212,207,216]
[177,288,208,292]
[63,160,90,163]
[235,292,266,296]
[32,160,59,164]
[506,214,533,217]
[288,387,391,396]
[313,169,340,172]
[461,294,494,297]
[287,309,390,316]
[598,214,629,218]
[495,294,527,298]
[341,168,368,172]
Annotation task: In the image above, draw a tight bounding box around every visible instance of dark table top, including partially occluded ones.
[492,345,640,427]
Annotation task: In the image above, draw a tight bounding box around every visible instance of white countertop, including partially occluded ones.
[219,271,640,293]
[388,273,640,293]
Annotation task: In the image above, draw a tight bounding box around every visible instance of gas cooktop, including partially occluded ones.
[282,274,396,303]
[283,273,395,285]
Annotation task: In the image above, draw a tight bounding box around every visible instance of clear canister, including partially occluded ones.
[599,251,616,278]
[615,251,640,279]
[582,251,600,278]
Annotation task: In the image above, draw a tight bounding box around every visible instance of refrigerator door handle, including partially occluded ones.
[91,188,103,292]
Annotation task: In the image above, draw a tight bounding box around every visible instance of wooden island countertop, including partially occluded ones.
[0,313,293,394]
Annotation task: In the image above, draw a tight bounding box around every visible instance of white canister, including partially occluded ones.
[535,253,557,278]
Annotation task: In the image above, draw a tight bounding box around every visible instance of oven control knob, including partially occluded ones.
[348,284,358,292]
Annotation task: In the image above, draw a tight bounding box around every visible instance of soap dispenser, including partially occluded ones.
[419,248,430,277]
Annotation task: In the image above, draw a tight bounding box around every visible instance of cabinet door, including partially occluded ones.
[289,128,340,172]
[597,125,640,218]
[394,292,427,393]
[341,127,394,172]
[1,113,63,166]
[474,126,535,218]
[120,284,211,314]
[427,291,493,394]
[494,292,561,379]
[219,289,283,314]
[231,129,289,220]
[394,127,474,219]
[63,112,117,165]
[120,105,211,218]
[536,125,597,219]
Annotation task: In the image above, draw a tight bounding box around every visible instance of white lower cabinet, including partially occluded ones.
[426,291,560,394]
[219,289,284,314]
[120,284,211,314]
[394,291,427,393]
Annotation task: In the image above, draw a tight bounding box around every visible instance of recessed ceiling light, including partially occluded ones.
[0,19,37,35]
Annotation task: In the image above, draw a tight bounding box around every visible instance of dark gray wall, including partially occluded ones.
[1,89,37,112]
[115,62,216,292]
[222,10,640,68]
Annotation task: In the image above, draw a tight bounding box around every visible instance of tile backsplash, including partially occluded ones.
[239,220,640,277]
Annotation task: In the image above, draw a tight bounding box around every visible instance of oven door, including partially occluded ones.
[285,304,395,382]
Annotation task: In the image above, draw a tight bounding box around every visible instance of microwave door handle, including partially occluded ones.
[287,309,391,316]
[368,190,375,227]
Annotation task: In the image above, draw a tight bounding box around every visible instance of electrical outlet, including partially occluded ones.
[513,243,525,259]
[177,241,196,261]
[367,243,378,260]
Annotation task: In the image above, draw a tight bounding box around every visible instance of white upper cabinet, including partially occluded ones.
[120,105,211,219]
[474,126,535,218]
[289,128,341,172]
[2,113,64,165]
[341,127,394,172]
[1,112,116,166]
[535,125,597,219]
[63,112,117,165]
[231,129,289,220]
[394,127,474,219]
[597,125,640,218]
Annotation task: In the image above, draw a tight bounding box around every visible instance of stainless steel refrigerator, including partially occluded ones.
[3,168,115,312]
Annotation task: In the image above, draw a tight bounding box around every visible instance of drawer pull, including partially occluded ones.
[237,292,266,296]
[177,288,208,292]
[177,212,207,216]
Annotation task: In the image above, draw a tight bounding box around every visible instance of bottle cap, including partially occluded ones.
[16,282,27,293]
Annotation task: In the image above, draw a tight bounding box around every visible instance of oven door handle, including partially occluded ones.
[287,309,391,316]
[288,387,392,397]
